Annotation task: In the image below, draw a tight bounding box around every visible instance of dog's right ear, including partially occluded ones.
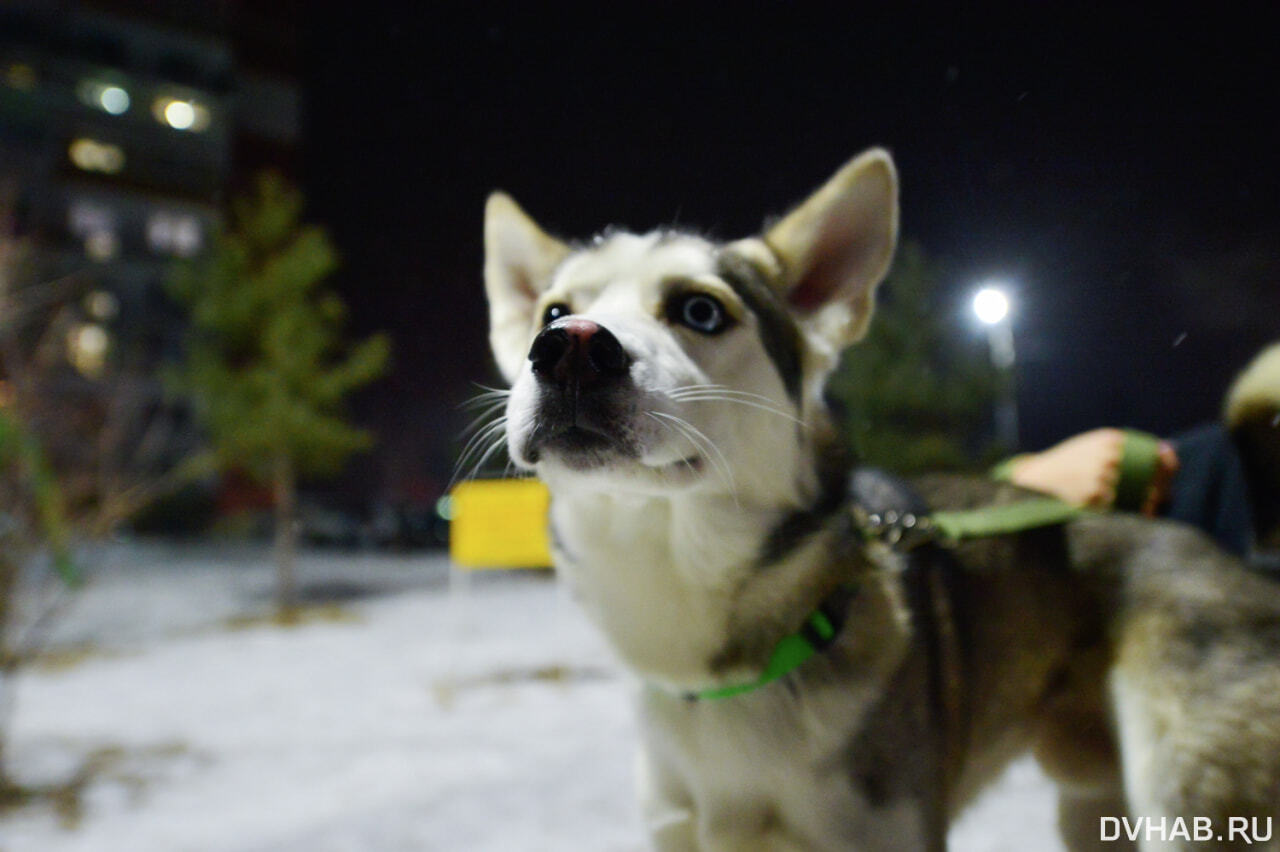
[762,148,898,349]
[484,192,571,381]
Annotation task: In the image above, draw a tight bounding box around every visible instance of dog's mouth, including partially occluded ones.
[520,403,706,482]
[646,453,704,477]
[531,424,619,460]
[523,407,638,470]
[529,433,707,490]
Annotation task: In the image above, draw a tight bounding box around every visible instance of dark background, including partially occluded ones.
[300,5,1279,500]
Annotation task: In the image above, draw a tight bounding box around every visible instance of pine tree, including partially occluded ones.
[0,410,77,798]
[168,172,390,616]
[825,240,1000,474]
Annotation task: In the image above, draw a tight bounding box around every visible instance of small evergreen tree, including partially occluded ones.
[0,410,77,800]
[825,240,1000,473]
[168,172,390,616]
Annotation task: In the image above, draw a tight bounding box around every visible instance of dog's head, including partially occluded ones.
[483,148,897,505]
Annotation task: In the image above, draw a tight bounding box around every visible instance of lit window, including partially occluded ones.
[68,138,125,174]
[68,323,110,379]
[84,291,120,322]
[152,96,211,132]
[84,229,119,261]
[69,202,120,261]
[77,80,131,114]
[165,100,194,129]
[99,86,130,114]
[68,199,115,236]
[147,212,204,257]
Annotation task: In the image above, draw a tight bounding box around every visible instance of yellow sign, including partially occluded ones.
[449,478,552,569]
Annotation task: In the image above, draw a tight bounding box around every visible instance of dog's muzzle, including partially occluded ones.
[522,318,636,466]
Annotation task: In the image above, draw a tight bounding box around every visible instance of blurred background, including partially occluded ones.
[0,2,1277,849]
[4,1,1279,533]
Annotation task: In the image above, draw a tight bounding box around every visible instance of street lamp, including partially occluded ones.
[972,286,1009,326]
[972,283,1019,449]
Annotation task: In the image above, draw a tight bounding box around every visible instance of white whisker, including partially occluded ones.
[464,432,511,482]
[646,410,737,501]
[458,401,509,439]
[453,384,516,484]
[456,416,507,465]
[450,416,509,489]
[459,385,511,410]
[460,392,510,410]
[667,385,807,428]
[669,383,775,402]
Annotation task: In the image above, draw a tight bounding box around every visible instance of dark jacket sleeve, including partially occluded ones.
[1166,423,1255,557]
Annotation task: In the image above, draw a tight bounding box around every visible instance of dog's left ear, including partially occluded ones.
[484,192,571,381]
[763,148,898,347]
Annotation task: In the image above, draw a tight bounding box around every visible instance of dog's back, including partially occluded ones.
[917,472,1280,847]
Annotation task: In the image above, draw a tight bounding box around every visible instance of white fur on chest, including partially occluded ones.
[547,484,931,849]
[547,487,785,691]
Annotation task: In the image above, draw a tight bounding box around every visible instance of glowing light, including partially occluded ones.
[84,230,119,261]
[972,286,1011,325]
[68,199,115,236]
[84,290,120,321]
[68,324,110,379]
[68,138,125,174]
[153,96,210,131]
[99,85,130,114]
[77,80,131,114]
[164,100,195,129]
[436,495,455,522]
[147,212,203,257]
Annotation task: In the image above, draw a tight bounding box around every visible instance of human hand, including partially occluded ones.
[1006,428,1179,515]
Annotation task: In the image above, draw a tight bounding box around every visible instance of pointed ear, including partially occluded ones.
[484,192,571,381]
[763,148,898,347]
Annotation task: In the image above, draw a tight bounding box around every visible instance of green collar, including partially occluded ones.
[675,495,1083,702]
[686,599,846,701]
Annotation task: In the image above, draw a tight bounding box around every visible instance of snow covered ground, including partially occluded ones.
[1,542,1064,851]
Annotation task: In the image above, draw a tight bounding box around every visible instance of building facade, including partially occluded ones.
[1,1,299,531]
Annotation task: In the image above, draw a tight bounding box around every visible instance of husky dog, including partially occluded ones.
[481,149,1280,850]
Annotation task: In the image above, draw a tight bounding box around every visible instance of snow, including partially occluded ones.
[1,542,1065,850]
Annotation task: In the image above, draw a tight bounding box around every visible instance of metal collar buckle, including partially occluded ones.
[855,505,940,551]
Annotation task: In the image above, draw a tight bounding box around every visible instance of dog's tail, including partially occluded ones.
[1225,342,1280,550]
[1226,342,1280,430]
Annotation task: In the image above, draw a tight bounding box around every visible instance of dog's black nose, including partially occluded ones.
[529,318,631,389]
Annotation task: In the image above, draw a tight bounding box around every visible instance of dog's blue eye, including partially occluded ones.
[541,303,571,326]
[670,293,728,334]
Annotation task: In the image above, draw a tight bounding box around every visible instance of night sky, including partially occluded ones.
[300,5,1279,501]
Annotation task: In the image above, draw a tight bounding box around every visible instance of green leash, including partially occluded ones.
[929,497,1083,542]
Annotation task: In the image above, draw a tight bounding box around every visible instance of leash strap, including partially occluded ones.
[929,497,1083,542]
